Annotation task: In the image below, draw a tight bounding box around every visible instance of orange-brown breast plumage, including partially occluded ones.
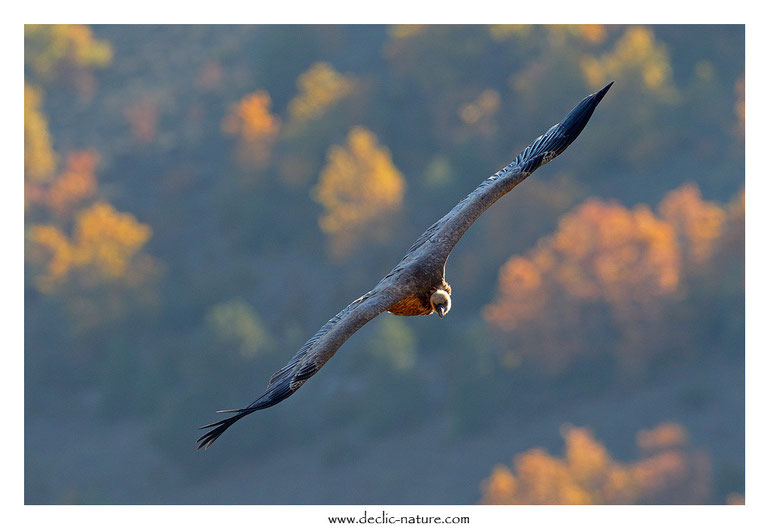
[387,294,433,316]
[387,280,451,317]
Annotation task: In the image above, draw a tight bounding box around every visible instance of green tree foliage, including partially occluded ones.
[205,299,273,359]
[367,317,417,372]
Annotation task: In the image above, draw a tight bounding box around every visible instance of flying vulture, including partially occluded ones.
[197,82,613,449]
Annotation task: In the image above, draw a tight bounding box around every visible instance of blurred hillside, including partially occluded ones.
[24,24,744,504]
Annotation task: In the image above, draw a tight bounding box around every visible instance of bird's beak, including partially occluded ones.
[437,306,446,318]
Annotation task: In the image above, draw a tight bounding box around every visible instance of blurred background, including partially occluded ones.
[24,24,744,504]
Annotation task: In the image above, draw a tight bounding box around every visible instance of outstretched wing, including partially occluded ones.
[197,286,404,449]
[406,82,613,265]
[197,83,612,450]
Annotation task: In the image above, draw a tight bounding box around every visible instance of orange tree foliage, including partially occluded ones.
[26,150,99,217]
[659,183,726,267]
[484,183,738,376]
[457,89,501,138]
[28,201,153,292]
[720,188,745,261]
[222,90,281,169]
[24,83,57,183]
[727,493,745,505]
[313,126,405,260]
[124,97,160,144]
[485,198,679,375]
[479,422,710,504]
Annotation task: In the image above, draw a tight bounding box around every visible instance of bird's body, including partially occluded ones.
[197,82,613,450]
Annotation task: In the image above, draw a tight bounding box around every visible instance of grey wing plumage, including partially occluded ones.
[197,83,612,450]
[407,82,613,265]
[197,287,403,449]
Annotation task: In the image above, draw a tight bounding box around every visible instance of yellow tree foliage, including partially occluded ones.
[480,423,710,504]
[288,62,355,123]
[545,25,608,46]
[222,90,280,169]
[390,25,427,40]
[488,25,606,45]
[487,24,532,41]
[24,83,57,183]
[25,24,113,82]
[28,201,152,292]
[314,127,405,260]
[581,26,677,100]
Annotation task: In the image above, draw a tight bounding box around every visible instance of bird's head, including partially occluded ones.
[430,289,451,319]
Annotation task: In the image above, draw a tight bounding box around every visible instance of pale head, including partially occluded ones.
[430,289,451,318]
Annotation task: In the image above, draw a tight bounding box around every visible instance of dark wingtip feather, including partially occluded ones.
[593,81,614,102]
[196,414,243,450]
[196,381,297,450]
[555,82,613,153]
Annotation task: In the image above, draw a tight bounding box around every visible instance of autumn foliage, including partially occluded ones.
[28,201,153,292]
[25,24,112,82]
[484,183,743,375]
[581,27,676,99]
[24,83,57,182]
[25,26,156,299]
[314,127,406,259]
[288,62,355,124]
[480,422,710,504]
[222,90,281,169]
[26,150,99,217]
[23,25,742,503]
[25,24,112,101]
